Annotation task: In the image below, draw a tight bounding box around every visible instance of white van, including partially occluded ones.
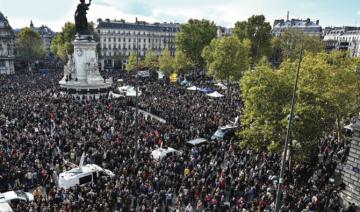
[0,191,34,212]
[0,202,13,212]
[151,147,180,161]
[0,191,34,203]
[58,164,115,189]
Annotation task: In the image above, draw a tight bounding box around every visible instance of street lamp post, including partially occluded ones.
[274,44,303,212]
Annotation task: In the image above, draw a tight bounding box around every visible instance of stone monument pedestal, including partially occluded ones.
[59,35,112,99]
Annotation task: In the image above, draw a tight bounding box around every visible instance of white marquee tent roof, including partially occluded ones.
[207,91,224,98]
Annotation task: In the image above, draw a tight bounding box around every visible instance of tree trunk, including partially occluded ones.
[28,60,31,73]
[227,77,231,103]
[336,114,342,144]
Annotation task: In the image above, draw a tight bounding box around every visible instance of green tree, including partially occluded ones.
[51,22,76,62]
[158,48,174,76]
[240,51,358,162]
[126,51,139,72]
[17,27,46,70]
[269,36,283,67]
[202,36,251,84]
[175,19,217,69]
[143,50,158,71]
[233,15,272,64]
[240,64,291,151]
[350,56,360,112]
[279,29,324,61]
[174,50,195,76]
[51,22,99,62]
[322,51,358,142]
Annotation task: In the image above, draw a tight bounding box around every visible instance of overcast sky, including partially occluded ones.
[1,0,360,32]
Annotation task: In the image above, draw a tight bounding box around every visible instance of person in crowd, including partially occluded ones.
[0,70,350,211]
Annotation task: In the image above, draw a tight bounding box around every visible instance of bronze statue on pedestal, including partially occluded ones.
[75,0,92,35]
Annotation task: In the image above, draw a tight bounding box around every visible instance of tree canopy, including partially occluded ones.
[158,48,174,76]
[240,51,359,162]
[173,50,195,75]
[233,15,272,64]
[126,51,139,72]
[202,36,251,82]
[272,28,325,63]
[143,50,158,71]
[175,19,217,69]
[17,27,46,62]
[51,22,99,62]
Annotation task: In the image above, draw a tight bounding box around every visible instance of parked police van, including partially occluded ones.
[58,153,115,189]
[58,164,115,189]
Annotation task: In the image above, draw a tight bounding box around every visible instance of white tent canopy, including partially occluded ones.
[157,71,165,79]
[207,91,224,98]
[344,123,354,132]
[109,91,123,99]
[118,85,130,93]
[187,86,199,91]
[126,87,142,97]
[118,86,142,97]
[215,82,227,90]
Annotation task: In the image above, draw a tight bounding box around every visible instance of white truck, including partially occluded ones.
[0,191,34,204]
[0,203,13,212]
[0,191,34,212]
[58,164,115,189]
[151,147,181,161]
[58,153,115,189]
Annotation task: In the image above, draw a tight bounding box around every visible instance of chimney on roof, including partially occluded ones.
[287,11,290,21]
[316,20,319,25]
[135,17,138,23]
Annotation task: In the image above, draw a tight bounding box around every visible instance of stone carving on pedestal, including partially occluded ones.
[63,55,75,81]
[87,58,100,77]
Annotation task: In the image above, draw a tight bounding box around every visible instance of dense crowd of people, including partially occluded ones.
[0,70,354,211]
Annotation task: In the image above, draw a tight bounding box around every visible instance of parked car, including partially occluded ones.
[151,147,181,161]
[0,191,34,204]
[0,202,13,212]
[211,124,238,141]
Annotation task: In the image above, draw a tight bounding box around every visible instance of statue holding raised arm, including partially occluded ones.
[75,0,92,35]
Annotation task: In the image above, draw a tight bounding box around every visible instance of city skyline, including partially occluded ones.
[1,0,360,31]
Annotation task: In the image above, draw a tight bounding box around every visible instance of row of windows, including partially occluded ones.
[336,37,360,41]
[101,45,175,50]
[102,37,175,44]
[99,30,177,37]
[101,50,176,57]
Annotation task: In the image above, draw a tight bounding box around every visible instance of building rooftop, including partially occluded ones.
[0,12,14,37]
[29,21,56,36]
[97,19,180,32]
[273,18,321,28]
